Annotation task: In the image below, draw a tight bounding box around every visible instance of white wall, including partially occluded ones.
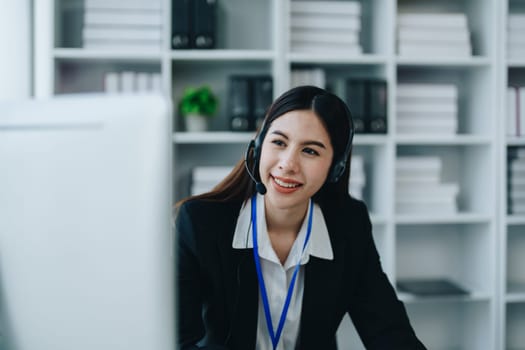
[0,0,32,99]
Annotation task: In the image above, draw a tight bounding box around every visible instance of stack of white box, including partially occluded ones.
[103,71,162,93]
[290,68,326,89]
[397,13,472,57]
[290,1,362,55]
[508,149,525,214]
[82,0,163,50]
[349,155,365,200]
[508,15,525,59]
[396,83,458,135]
[191,166,233,196]
[396,156,459,215]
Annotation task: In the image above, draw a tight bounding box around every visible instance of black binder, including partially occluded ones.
[193,0,217,49]
[252,76,273,131]
[228,76,251,131]
[171,0,191,49]
[368,80,388,134]
[345,79,367,133]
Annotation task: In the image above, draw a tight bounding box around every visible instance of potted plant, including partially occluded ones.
[179,85,218,132]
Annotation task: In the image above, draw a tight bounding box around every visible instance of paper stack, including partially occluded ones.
[508,148,525,214]
[191,166,233,196]
[349,155,365,200]
[396,156,459,215]
[103,71,162,93]
[396,83,458,135]
[397,13,472,57]
[506,86,525,137]
[290,1,362,55]
[290,68,326,89]
[82,0,163,50]
[508,14,525,59]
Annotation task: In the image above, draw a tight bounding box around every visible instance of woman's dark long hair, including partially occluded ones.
[176,85,353,209]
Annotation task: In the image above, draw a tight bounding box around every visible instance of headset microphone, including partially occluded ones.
[244,140,267,195]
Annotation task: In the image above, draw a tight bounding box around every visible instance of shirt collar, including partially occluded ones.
[232,193,334,264]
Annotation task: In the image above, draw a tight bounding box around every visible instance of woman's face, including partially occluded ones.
[258,109,334,212]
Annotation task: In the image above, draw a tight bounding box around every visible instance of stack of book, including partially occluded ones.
[349,155,365,200]
[506,86,525,137]
[190,166,233,196]
[103,71,162,93]
[508,14,525,59]
[289,1,362,54]
[396,83,458,135]
[82,0,163,51]
[508,148,525,215]
[396,156,459,215]
[290,68,326,89]
[397,12,472,57]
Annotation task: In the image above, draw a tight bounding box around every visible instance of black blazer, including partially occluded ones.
[176,195,426,350]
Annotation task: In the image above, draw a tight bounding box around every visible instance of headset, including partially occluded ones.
[244,92,355,195]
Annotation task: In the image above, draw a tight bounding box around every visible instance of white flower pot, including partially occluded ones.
[185,114,208,132]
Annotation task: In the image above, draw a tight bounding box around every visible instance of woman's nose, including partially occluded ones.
[278,150,299,172]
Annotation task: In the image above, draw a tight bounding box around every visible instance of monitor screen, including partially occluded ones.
[0,93,174,350]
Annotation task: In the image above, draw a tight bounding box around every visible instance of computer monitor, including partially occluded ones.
[0,94,175,350]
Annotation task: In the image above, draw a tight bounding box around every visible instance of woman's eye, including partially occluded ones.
[271,139,285,147]
[303,147,319,156]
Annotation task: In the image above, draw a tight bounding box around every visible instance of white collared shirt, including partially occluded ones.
[232,194,334,350]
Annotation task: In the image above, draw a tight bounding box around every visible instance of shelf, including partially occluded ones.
[287,53,387,65]
[395,135,492,145]
[507,137,525,146]
[53,48,162,61]
[399,291,492,304]
[174,131,255,144]
[507,59,525,68]
[507,293,525,303]
[396,56,491,67]
[170,50,275,61]
[507,215,525,225]
[395,213,492,225]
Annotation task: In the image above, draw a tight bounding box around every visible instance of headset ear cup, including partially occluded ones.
[329,161,345,183]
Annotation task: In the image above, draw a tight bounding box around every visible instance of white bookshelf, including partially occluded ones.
[34,0,513,349]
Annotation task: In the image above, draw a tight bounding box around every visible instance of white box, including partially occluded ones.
[398,27,469,42]
[290,41,363,55]
[398,42,472,57]
[396,156,442,172]
[398,13,468,29]
[84,10,162,27]
[396,83,458,100]
[290,14,361,31]
[291,1,361,16]
[85,0,162,11]
[83,26,162,41]
[291,28,360,45]
[397,101,457,114]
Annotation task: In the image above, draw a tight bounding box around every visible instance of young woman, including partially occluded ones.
[175,86,426,349]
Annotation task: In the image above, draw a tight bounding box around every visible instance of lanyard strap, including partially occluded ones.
[251,194,313,350]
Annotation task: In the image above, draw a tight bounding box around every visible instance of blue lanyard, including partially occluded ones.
[251,194,313,350]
